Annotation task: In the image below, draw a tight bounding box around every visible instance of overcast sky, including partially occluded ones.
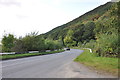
[0,0,111,40]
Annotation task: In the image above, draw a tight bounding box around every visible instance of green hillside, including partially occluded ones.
[42,2,113,40]
[40,1,119,57]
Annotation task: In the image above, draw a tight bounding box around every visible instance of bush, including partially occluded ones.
[45,40,63,50]
[82,40,96,49]
[94,33,118,57]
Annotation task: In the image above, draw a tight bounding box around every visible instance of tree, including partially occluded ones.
[73,24,85,44]
[82,21,95,41]
[64,30,76,47]
[0,44,2,53]
[12,38,27,53]
[2,34,16,52]
[22,35,33,51]
[54,40,63,50]
[45,40,55,51]
[36,37,46,52]
[22,32,39,51]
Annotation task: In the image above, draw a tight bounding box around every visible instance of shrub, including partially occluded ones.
[94,33,118,57]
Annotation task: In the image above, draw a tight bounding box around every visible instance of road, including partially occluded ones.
[1,49,116,78]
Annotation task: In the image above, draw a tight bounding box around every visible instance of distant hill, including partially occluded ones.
[41,2,114,41]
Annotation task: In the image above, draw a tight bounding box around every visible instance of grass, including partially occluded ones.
[74,49,119,76]
[0,50,65,60]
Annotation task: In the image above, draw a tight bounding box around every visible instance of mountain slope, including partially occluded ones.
[42,2,114,40]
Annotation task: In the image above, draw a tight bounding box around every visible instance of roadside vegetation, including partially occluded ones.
[0,45,2,53]
[74,49,118,76]
[1,32,63,53]
[1,50,64,60]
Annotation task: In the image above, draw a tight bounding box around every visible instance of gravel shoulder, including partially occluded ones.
[61,62,117,78]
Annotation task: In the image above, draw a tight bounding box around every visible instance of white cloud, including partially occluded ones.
[0,0,21,6]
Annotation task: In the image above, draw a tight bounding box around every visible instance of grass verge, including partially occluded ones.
[74,49,118,76]
[0,50,65,60]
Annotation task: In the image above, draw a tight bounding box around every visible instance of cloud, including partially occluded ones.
[16,15,28,19]
[0,0,21,6]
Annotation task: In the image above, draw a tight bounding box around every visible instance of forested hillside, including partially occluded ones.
[41,2,119,57]
[42,2,113,40]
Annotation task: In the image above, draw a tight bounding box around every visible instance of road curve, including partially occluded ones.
[1,49,116,78]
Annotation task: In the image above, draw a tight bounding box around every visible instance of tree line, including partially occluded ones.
[2,32,63,53]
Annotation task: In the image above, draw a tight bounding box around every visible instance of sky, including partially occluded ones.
[0,0,112,41]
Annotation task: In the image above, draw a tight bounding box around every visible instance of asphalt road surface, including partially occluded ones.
[1,49,116,78]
